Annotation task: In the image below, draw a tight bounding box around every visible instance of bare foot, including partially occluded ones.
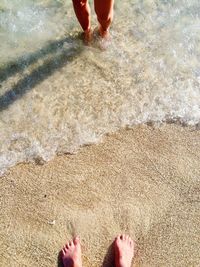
[83,28,92,44]
[93,26,111,50]
[98,25,110,39]
[61,237,82,267]
[114,234,135,267]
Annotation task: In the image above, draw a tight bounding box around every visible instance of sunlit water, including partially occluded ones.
[0,0,200,176]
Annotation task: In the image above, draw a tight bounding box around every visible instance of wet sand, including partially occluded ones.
[0,123,200,267]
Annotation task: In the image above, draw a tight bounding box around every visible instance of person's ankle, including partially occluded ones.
[83,27,92,43]
[98,25,110,39]
[84,27,91,34]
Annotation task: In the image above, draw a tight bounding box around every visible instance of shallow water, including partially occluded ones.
[0,0,200,175]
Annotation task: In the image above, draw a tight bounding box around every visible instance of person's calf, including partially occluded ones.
[72,0,91,32]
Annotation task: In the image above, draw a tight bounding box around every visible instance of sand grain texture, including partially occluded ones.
[0,124,200,267]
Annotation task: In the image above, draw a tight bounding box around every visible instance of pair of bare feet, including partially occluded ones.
[83,25,110,45]
[61,234,134,267]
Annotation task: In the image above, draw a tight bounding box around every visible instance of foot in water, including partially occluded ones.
[93,26,111,50]
[98,25,110,39]
[83,28,93,44]
[114,234,135,267]
[61,237,82,267]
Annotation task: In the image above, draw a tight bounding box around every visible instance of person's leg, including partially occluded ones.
[114,234,135,267]
[94,0,114,38]
[72,0,92,41]
[61,237,82,267]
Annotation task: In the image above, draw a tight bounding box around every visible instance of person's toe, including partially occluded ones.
[116,235,120,241]
[122,234,126,240]
[62,249,65,256]
[128,236,132,243]
[73,236,79,245]
[130,239,134,246]
[72,240,75,248]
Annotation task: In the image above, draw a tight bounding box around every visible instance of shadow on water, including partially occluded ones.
[0,35,85,112]
[0,35,82,84]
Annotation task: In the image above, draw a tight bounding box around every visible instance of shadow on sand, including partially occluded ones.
[0,34,85,112]
[101,241,115,267]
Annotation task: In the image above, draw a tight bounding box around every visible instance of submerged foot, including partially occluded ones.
[93,26,111,50]
[61,237,82,267]
[83,28,93,44]
[114,234,134,267]
[98,25,110,39]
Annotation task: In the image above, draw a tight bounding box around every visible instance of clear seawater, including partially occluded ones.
[0,0,200,175]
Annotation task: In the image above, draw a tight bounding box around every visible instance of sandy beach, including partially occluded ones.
[0,123,200,267]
